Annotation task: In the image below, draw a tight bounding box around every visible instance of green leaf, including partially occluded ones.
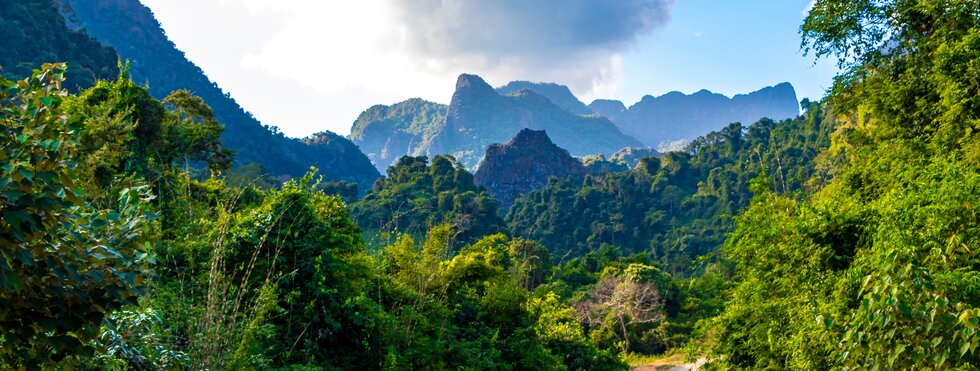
[888,344,906,366]
[38,96,55,108]
[14,249,33,266]
[15,168,32,181]
[4,273,24,293]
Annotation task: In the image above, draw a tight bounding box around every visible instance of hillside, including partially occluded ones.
[55,0,380,186]
[506,103,832,272]
[588,83,800,148]
[348,98,447,172]
[474,129,586,209]
[0,0,117,90]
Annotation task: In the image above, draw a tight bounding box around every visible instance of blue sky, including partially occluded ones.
[617,0,838,105]
[141,0,837,137]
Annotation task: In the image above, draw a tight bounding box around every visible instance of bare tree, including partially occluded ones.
[574,273,664,354]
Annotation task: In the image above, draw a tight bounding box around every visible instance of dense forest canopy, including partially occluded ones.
[706,0,980,368]
[3,0,980,369]
[507,104,832,274]
[0,1,117,89]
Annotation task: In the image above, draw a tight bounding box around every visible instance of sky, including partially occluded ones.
[139,0,838,138]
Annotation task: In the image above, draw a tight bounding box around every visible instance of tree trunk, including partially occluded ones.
[619,314,630,354]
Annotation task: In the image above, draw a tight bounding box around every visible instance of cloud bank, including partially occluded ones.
[387,0,674,94]
[143,0,674,136]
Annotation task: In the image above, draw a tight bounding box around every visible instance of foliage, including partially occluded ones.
[376,228,627,370]
[351,155,506,249]
[0,64,153,368]
[507,105,833,274]
[709,0,980,369]
[85,306,191,370]
[0,0,118,90]
[65,73,232,192]
[574,264,667,354]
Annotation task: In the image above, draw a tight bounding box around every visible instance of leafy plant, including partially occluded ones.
[0,64,153,368]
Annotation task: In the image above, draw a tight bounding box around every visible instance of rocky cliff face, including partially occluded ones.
[348,98,447,172]
[429,74,641,168]
[474,129,585,209]
[57,0,381,187]
[588,83,799,148]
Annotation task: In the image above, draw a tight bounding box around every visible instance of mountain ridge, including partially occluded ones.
[589,82,799,148]
[495,80,592,115]
[350,73,641,170]
[55,0,381,187]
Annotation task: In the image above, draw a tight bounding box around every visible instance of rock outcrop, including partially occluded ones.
[474,129,586,209]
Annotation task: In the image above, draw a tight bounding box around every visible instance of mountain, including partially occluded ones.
[474,129,586,208]
[0,1,117,90]
[609,147,660,167]
[495,81,592,115]
[54,0,380,187]
[299,132,388,188]
[588,83,799,148]
[348,98,447,172]
[587,99,627,122]
[349,74,641,170]
[429,74,641,168]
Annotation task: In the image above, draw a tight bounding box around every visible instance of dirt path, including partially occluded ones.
[633,355,706,371]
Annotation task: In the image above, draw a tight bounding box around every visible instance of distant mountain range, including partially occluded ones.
[588,84,800,148]
[21,0,381,187]
[351,78,799,172]
[495,81,593,115]
[350,74,641,171]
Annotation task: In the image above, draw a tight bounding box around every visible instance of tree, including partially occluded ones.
[160,89,233,175]
[710,1,980,368]
[575,264,665,354]
[351,155,505,249]
[0,64,153,368]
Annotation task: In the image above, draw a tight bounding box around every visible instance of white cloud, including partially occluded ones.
[140,0,674,136]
